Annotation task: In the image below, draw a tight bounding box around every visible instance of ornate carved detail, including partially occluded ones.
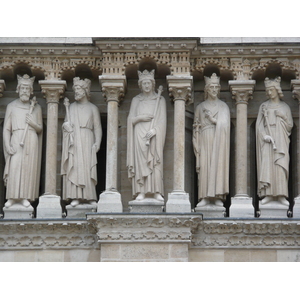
[0,79,5,97]
[39,81,66,104]
[192,221,300,248]
[229,81,255,105]
[167,76,193,105]
[102,86,124,103]
[0,221,98,249]
[88,215,202,243]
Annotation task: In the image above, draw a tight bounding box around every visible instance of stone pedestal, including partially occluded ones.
[129,199,164,213]
[37,195,62,219]
[230,196,255,218]
[292,196,300,218]
[259,201,290,218]
[98,191,123,213]
[195,204,225,218]
[4,204,34,219]
[66,204,97,218]
[166,192,191,213]
[166,76,193,213]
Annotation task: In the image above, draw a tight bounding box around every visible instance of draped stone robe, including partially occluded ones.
[61,101,102,201]
[193,99,230,201]
[3,99,43,201]
[127,93,167,198]
[256,100,293,198]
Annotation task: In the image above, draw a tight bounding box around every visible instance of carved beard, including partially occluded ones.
[20,93,30,102]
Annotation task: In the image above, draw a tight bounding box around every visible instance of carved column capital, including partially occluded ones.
[167,75,193,105]
[0,79,6,97]
[99,75,127,103]
[39,80,67,103]
[229,80,256,105]
[291,79,300,102]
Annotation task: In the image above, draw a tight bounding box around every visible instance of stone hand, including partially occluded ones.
[6,145,16,155]
[204,109,212,118]
[264,135,273,143]
[63,122,73,133]
[92,143,100,152]
[146,128,156,139]
[275,110,286,120]
[139,114,154,122]
[26,113,35,127]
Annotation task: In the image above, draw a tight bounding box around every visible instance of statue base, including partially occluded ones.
[98,191,123,213]
[292,196,300,218]
[37,195,63,219]
[3,203,34,219]
[66,203,97,218]
[166,192,191,213]
[195,203,226,218]
[129,198,164,213]
[258,201,290,218]
[230,196,255,218]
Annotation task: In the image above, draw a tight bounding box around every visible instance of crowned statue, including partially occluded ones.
[3,74,43,209]
[193,73,230,207]
[61,77,102,208]
[127,69,167,202]
[256,77,293,206]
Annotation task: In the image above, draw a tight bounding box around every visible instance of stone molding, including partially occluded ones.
[87,214,202,243]
[0,221,98,250]
[167,75,193,105]
[291,79,300,101]
[192,220,300,249]
[39,80,67,103]
[99,75,126,103]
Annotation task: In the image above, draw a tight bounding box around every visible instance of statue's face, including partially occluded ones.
[207,84,219,99]
[74,85,86,101]
[141,79,153,93]
[266,86,278,99]
[19,84,31,102]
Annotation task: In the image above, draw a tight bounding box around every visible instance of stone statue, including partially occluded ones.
[61,77,102,207]
[193,73,230,207]
[256,77,293,206]
[3,74,43,208]
[127,69,167,201]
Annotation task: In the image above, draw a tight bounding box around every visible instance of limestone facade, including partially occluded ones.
[1,37,300,261]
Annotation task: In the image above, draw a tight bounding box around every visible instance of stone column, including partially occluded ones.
[291,79,300,217]
[166,75,193,213]
[98,75,126,212]
[37,80,66,218]
[229,80,256,217]
[0,79,5,97]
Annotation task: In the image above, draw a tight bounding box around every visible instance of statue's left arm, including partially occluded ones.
[92,106,102,152]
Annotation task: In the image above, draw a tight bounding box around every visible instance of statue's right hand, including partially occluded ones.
[264,135,272,143]
[63,122,73,133]
[6,146,16,156]
[139,114,154,122]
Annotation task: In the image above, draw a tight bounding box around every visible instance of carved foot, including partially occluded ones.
[154,193,164,201]
[261,196,273,205]
[197,198,210,207]
[4,199,15,208]
[277,196,289,207]
[136,193,145,201]
[214,199,224,207]
[70,199,80,207]
[89,200,97,205]
[21,199,31,208]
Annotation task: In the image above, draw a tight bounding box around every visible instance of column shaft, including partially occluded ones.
[173,99,186,192]
[106,100,119,190]
[235,101,248,196]
[45,101,58,194]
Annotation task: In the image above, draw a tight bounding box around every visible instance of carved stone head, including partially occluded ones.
[16,74,35,94]
[138,69,155,92]
[73,77,91,100]
[264,77,283,99]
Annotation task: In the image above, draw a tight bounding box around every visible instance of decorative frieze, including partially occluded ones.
[192,220,300,248]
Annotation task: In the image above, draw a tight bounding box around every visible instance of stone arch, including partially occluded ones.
[251,59,298,81]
